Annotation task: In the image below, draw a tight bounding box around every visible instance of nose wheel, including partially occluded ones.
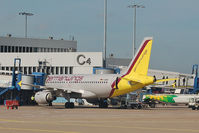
[48,102,52,106]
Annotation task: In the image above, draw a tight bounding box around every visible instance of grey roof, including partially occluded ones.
[0,36,77,49]
[106,58,131,67]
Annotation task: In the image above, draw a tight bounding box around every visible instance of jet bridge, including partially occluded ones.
[0,63,47,105]
[0,58,22,104]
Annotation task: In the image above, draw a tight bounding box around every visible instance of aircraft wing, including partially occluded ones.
[122,77,178,86]
[22,83,96,98]
[22,83,81,93]
[21,83,54,90]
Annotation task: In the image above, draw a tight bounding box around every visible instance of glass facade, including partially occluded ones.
[0,45,76,53]
[0,66,72,75]
[0,38,77,75]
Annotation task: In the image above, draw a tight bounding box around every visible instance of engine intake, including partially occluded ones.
[35,91,56,104]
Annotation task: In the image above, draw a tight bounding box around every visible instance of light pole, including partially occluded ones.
[103,0,107,67]
[126,3,145,107]
[19,12,34,38]
[128,4,145,57]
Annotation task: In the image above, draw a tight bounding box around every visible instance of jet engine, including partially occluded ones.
[35,91,56,104]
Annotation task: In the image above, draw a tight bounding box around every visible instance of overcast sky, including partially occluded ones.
[0,0,199,74]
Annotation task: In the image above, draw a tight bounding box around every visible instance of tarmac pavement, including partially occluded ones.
[0,105,199,133]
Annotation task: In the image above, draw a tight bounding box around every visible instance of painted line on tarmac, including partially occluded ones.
[0,126,78,133]
[0,119,24,123]
[1,118,199,132]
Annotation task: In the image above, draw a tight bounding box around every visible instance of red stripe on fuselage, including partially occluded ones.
[108,40,150,98]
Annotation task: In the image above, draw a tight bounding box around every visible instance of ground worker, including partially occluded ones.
[172,80,177,88]
[31,96,35,101]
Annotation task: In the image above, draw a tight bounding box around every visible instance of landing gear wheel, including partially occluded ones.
[49,102,52,106]
[65,102,74,108]
[65,102,70,108]
[69,102,74,108]
[99,99,108,108]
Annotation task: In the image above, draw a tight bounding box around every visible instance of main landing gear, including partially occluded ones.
[48,102,52,106]
[99,99,108,108]
[65,102,75,108]
[64,94,74,108]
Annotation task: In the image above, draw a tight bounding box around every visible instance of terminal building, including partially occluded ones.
[0,36,102,75]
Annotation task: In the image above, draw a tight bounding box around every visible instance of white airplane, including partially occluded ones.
[22,37,175,108]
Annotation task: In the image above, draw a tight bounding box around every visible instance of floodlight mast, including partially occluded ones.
[126,3,145,107]
[19,12,34,38]
[103,0,107,67]
[128,4,145,57]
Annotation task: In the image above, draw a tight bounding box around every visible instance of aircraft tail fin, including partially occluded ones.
[123,37,153,78]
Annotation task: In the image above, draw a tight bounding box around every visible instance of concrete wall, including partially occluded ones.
[0,52,102,67]
[73,67,94,74]
[0,52,102,75]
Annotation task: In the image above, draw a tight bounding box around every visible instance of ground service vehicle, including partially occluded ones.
[189,97,199,110]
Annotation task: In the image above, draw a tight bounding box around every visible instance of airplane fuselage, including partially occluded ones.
[45,73,153,99]
[45,74,119,98]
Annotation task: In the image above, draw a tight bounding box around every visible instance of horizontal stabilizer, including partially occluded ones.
[155,78,178,83]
